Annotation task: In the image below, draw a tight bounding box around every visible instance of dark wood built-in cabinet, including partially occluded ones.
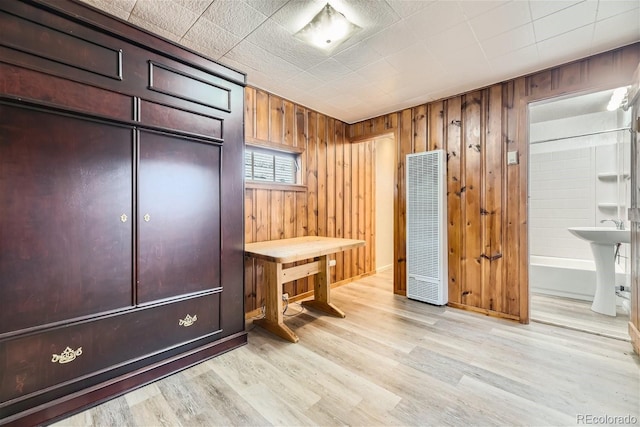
[0,1,246,424]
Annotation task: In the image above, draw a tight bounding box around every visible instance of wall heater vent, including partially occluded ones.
[406,149,448,305]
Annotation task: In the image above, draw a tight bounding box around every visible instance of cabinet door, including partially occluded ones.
[137,131,221,303]
[0,105,134,334]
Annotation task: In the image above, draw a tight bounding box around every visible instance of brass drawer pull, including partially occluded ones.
[51,346,83,364]
[178,314,197,327]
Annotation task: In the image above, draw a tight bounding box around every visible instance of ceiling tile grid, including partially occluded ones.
[78,0,640,123]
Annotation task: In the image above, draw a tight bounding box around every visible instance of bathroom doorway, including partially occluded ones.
[528,87,632,340]
[375,136,395,273]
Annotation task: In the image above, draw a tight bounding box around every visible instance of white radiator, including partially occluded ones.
[406,150,448,305]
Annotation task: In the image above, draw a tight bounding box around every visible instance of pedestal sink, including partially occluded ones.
[568,227,630,316]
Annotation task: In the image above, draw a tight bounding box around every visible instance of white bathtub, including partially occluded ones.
[530,255,626,301]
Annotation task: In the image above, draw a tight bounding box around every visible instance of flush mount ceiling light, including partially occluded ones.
[607,87,628,111]
[294,3,361,51]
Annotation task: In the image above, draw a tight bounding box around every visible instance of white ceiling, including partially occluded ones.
[80,0,640,123]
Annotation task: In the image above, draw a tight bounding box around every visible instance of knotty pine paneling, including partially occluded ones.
[348,43,640,322]
[244,87,375,313]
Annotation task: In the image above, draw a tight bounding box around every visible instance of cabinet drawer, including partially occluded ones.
[0,292,221,404]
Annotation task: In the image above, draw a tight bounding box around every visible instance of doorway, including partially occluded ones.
[375,137,394,273]
[528,87,632,340]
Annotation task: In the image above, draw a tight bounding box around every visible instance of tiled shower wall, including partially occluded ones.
[529,109,627,261]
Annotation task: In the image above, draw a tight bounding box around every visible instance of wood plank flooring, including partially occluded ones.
[531,293,630,341]
[55,270,640,426]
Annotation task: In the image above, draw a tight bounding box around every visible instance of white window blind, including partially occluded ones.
[245,147,297,184]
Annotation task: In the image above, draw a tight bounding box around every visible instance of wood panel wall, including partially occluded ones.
[349,43,640,322]
[244,87,375,313]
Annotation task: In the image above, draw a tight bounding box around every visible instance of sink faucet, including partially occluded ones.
[600,219,625,230]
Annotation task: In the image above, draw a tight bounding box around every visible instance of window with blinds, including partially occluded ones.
[245,147,298,184]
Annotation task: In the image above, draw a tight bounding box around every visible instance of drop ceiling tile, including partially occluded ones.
[365,21,420,57]
[457,1,510,19]
[224,40,303,79]
[386,43,446,76]
[79,0,136,20]
[286,72,327,92]
[489,44,541,80]
[356,59,401,83]
[306,58,353,82]
[481,23,535,58]
[592,7,640,52]
[404,1,466,40]
[385,0,435,19]
[536,24,595,66]
[336,0,402,29]
[130,0,200,37]
[437,43,491,75]
[529,0,584,20]
[533,1,598,41]
[596,0,640,21]
[469,0,533,41]
[128,14,183,42]
[245,0,289,17]
[333,39,385,71]
[328,73,373,95]
[425,21,480,59]
[202,0,268,38]
[245,19,328,70]
[326,93,367,109]
[267,1,324,33]
[172,0,213,15]
[181,17,242,59]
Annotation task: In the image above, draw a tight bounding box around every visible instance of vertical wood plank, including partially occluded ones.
[365,140,374,273]
[307,111,318,237]
[428,101,444,151]
[351,143,360,275]
[413,105,427,153]
[269,95,284,144]
[245,87,256,141]
[270,190,284,240]
[283,191,296,297]
[515,76,528,321]
[295,191,309,294]
[256,90,269,141]
[317,114,327,238]
[283,100,295,147]
[482,85,504,313]
[294,105,308,294]
[327,118,337,283]
[335,122,344,282]
[343,140,352,280]
[307,111,319,290]
[445,97,462,304]
[461,91,483,308]
[395,109,412,294]
[254,189,270,309]
[504,80,521,317]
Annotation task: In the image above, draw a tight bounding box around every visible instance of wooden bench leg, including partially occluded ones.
[252,260,299,343]
[301,255,345,318]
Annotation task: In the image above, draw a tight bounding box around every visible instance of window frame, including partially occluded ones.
[244,138,306,192]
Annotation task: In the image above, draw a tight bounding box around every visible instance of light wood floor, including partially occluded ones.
[56,270,640,426]
[531,293,630,341]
